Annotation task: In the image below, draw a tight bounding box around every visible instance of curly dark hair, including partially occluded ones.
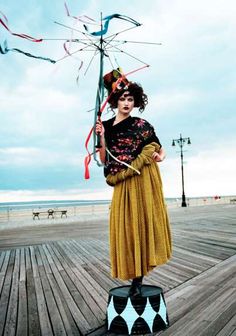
[108,82,148,112]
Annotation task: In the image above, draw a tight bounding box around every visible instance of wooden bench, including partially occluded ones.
[54,210,67,218]
[230,198,236,204]
[32,209,67,220]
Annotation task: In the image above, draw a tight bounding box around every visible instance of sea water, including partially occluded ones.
[0,199,111,212]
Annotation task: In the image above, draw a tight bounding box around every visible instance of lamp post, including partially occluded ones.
[172,134,191,207]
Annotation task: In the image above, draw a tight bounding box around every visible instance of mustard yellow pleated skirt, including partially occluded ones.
[106,142,172,280]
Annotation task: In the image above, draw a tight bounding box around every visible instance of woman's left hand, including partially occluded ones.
[152,152,163,162]
[152,148,166,162]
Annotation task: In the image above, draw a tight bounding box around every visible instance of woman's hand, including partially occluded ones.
[95,120,105,136]
[95,120,106,163]
[152,147,166,162]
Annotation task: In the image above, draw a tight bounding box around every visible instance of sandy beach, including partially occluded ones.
[0,200,235,251]
[0,203,110,229]
[0,195,235,230]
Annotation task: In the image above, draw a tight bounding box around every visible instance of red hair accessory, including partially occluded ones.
[103,68,129,94]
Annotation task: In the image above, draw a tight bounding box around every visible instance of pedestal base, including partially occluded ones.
[106,285,169,335]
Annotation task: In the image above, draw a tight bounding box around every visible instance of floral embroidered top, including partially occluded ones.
[103,116,161,177]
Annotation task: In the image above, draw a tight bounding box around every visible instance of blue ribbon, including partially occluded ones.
[0,40,56,63]
[84,14,141,36]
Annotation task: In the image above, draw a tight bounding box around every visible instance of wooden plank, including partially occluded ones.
[29,246,39,278]
[87,239,111,266]
[86,239,112,268]
[76,239,111,267]
[175,288,232,336]
[49,271,82,336]
[46,243,103,331]
[199,294,236,336]
[38,245,81,335]
[25,248,41,336]
[158,256,236,336]
[0,250,6,271]
[52,242,108,310]
[35,246,67,336]
[168,287,235,336]
[174,246,221,266]
[4,249,20,336]
[0,250,15,335]
[41,244,91,335]
[216,314,236,336]
[190,255,236,287]
[69,240,122,288]
[158,262,192,282]
[145,268,179,291]
[0,204,235,336]
[16,250,28,336]
[0,251,10,295]
[29,246,53,336]
[167,255,206,274]
[61,240,121,290]
[56,242,109,298]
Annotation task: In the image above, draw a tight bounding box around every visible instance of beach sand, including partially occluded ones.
[0,195,234,228]
[0,201,235,251]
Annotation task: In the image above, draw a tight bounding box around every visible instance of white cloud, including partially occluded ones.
[0,187,112,203]
[150,89,201,116]
[160,142,236,197]
[0,70,91,139]
[0,147,83,167]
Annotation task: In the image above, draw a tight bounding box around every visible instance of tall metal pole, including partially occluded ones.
[172,134,191,207]
[95,12,104,149]
[180,134,186,207]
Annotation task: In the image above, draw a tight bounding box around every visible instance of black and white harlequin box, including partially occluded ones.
[106,285,169,335]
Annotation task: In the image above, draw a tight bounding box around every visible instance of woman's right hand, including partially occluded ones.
[95,120,106,163]
[95,120,105,136]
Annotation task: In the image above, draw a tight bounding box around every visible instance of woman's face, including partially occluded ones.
[117,92,134,115]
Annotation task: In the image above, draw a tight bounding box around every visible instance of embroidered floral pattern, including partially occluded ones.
[103,117,161,176]
[133,118,146,128]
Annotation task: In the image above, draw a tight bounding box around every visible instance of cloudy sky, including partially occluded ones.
[0,0,235,202]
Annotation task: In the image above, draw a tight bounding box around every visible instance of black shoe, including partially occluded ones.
[129,283,142,297]
[129,275,143,297]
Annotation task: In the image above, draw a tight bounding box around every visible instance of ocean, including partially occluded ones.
[0,195,233,212]
[0,200,111,212]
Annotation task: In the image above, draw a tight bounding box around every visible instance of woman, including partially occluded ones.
[96,74,172,297]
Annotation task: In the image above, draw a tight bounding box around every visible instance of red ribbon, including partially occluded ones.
[84,79,124,179]
[0,11,43,42]
[84,126,95,179]
[64,2,97,25]
[84,65,149,179]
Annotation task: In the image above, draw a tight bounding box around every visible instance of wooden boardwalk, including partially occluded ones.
[0,204,235,335]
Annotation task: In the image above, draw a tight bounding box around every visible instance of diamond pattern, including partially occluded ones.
[107,296,120,329]
[158,294,168,325]
[107,289,168,334]
[120,298,140,334]
[140,297,159,331]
